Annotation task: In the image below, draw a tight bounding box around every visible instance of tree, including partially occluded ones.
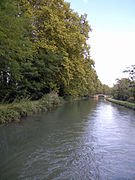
[0,0,34,101]
[124,65,135,81]
[19,0,99,97]
[124,65,135,101]
[102,84,112,95]
[112,78,131,101]
[0,0,102,101]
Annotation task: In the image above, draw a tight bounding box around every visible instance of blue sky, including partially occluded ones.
[65,0,135,86]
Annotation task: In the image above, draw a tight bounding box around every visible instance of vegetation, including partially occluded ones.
[0,0,115,124]
[0,92,64,124]
[106,98,135,110]
[112,78,132,101]
[112,65,135,103]
[0,0,102,103]
[109,65,135,109]
[100,84,112,95]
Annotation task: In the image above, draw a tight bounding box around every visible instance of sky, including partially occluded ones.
[65,0,135,87]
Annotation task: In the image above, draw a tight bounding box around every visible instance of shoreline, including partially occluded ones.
[0,93,83,125]
[3,96,133,125]
[0,93,64,125]
[106,98,135,110]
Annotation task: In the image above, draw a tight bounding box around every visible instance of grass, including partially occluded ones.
[0,92,64,124]
[106,98,135,110]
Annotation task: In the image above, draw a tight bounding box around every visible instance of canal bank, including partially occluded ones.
[106,98,135,110]
[0,93,84,125]
[0,93,64,124]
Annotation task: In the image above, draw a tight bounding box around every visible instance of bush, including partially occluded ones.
[0,107,20,124]
[0,93,64,124]
[39,92,63,109]
[128,97,135,103]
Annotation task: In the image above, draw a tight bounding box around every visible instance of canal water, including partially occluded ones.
[0,99,135,180]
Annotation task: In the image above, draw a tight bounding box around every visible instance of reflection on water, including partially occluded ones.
[0,99,135,180]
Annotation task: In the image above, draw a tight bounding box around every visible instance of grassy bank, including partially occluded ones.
[106,98,135,110]
[0,93,64,124]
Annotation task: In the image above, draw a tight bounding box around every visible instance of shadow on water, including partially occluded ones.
[0,98,135,179]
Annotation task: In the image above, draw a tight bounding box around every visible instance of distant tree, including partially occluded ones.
[112,78,131,101]
[124,65,135,101]
[102,84,112,95]
[124,65,135,81]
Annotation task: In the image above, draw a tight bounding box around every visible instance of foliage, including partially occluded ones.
[0,93,63,124]
[0,0,33,101]
[112,78,131,101]
[107,98,135,110]
[124,65,135,101]
[102,84,112,95]
[128,96,134,103]
[39,92,63,109]
[124,65,135,81]
[112,65,135,102]
[0,0,102,103]
[0,97,31,124]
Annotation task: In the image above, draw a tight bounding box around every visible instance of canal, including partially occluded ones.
[0,99,135,180]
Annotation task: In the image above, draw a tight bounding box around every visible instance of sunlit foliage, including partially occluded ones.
[0,0,102,102]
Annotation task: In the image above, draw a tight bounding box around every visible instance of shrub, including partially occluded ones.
[0,107,20,123]
[0,93,64,124]
[128,97,135,103]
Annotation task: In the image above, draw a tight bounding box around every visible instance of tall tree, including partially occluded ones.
[20,0,99,96]
[124,65,135,101]
[0,0,102,101]
[112,78,131,101]
[102,84,112,95]
[0,0,33,101]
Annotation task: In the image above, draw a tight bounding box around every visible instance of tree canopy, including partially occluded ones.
[0,0,102,102]
[112,65,135,102]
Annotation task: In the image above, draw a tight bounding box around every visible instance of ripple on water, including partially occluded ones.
[0,99,135,180]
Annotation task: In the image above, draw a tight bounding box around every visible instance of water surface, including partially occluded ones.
[0,99,135,180]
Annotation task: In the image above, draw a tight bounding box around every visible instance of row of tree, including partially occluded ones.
[0,0,105,102]
[112,65,135,102]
